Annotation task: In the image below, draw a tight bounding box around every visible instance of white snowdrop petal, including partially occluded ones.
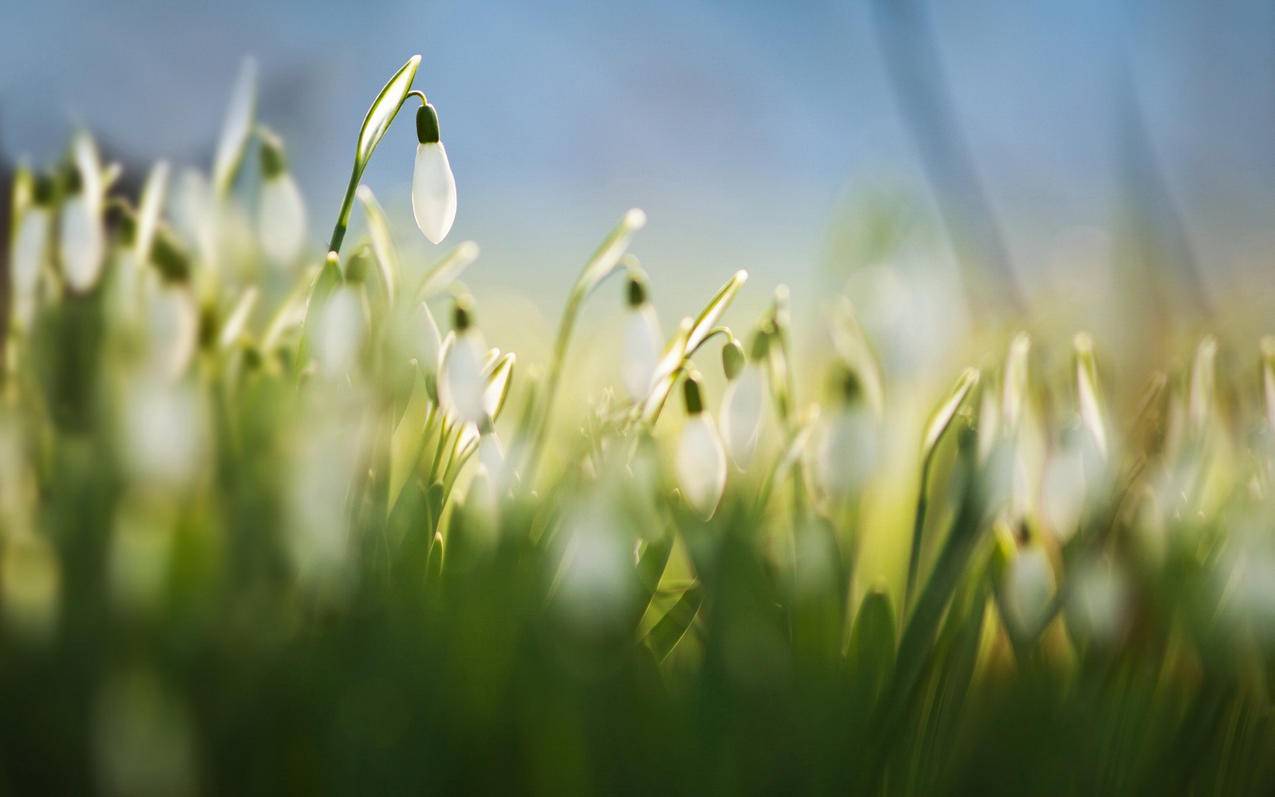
[1005,547,1056,636]
[721,366,764,468]
[312,289,364,379]
[815,407,877,499]
[143,280,199,380]
[11,209,49,327]
[412,142,457,244]
[258,175,307,264]
[121,379,208,490]
[60,195,105,292]
[621,306,661,401]
[440,333,487,423]
[677,416,727,518]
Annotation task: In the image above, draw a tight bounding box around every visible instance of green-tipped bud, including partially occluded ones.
[416,103,441,145]
[834,365,862,404]
[626,273,648,308]
[32,173,57,206]
[721,338,745,381]
[453,295,474,334]
[345,246,374,284]
[258,128,288,179]
[749,327,771,361]
[59,159,82,195]
[683,373,705,416]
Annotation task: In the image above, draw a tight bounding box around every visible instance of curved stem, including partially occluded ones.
[326,92,426,257]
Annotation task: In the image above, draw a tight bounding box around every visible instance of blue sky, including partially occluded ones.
[3,0,1274,316]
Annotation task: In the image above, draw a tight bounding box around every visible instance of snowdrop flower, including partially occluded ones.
[719,333,767,469]
[676,374,727,518]
[311,287,364,380]
[812,368,878,500]
[1003,544,1056,638]
[10,174,54,329]
[439,297,487,424]
[555,495,637,632]
[60,133,106,292]
[141,276,199,380]
[411,103,457,244]
[256,129,307,265]
[120,377,208,491]
[1040,429,1087,542]
[621,274,661,401]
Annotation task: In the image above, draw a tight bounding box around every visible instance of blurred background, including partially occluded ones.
[3,0,1275,344]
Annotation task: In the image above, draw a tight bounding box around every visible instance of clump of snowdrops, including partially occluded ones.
[2,56,1275,794]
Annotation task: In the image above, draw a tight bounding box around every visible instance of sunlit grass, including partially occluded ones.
[2,55,1275,794]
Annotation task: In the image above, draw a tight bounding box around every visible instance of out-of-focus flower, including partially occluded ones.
[60,133,107,292]
[676,373,726,518]
[811,367,878,500]
[621,274,661,401]
[1003,544,1056,638]
[311,287,365,380]
[411,103,457,244]
[439,297,487,424]
[256,129,307,265]
[10,173,54,329]
[720,333,767,469]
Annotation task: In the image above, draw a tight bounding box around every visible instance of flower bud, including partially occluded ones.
[439,297,487,424]
[677,374,726,518]
[10,174,54,329]
[60,133,106,292]
[621,279,661,401]
[720,353,765,469]
[411,104,457,244]
[256,129,307,265]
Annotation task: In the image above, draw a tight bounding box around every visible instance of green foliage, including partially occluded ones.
[2,60,1275,796]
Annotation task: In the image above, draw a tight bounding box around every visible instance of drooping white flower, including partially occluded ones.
[10,203,50,329]
[813,406,877,500]
[676,375,727,518]
[720,334,767,468]
[120,377,208,491]
[60,133,106,292]
[411,103,457,244]
[438,299,487,424]
[257,131,307,265]
[1003,544,1056,638]
[621,275,660,401]
[141,274,199,380]
[311,287,364,380]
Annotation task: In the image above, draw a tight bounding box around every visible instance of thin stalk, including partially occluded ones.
[327,168,361,255]
[904,449,935,614]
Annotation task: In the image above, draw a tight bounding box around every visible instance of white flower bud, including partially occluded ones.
[60,133,106,292]
[311,287,364,380]
[411,105,456,244]
[677,376,726,518]
[10,206,49,328]
[1003,545,1056,638]
[621,304,661,401]
[440,327,487,424]
[813,405,878,500]
[258,174,307,265]
[720,365,765,468]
